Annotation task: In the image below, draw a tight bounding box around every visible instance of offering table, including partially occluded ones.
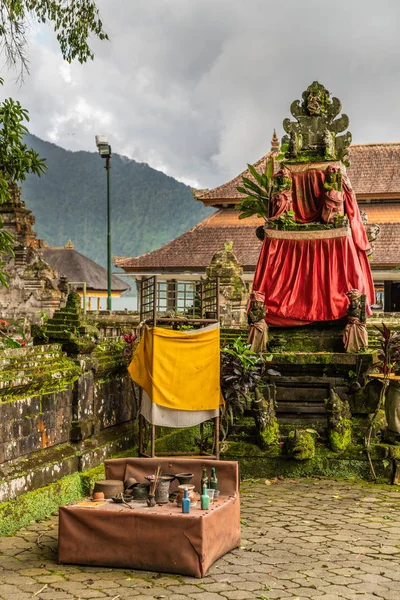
[58,458,240,578]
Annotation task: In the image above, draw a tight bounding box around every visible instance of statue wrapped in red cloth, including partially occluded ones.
[269,167,293,221]
[246,82,375,328]
[321,165,344,224]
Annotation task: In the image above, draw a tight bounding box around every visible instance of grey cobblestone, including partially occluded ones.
[0,479,400,600]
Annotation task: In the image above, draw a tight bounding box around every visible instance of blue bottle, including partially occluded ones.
[182,487,190,514]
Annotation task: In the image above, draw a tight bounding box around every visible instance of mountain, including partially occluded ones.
[21,134,214,269]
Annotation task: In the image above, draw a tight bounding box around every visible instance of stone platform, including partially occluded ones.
[1,478,399,600]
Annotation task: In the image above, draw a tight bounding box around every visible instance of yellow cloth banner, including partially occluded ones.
[128,326,222,411]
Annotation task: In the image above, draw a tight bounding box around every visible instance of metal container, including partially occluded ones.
[155,474,175,504]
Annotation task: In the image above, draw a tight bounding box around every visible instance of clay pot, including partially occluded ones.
[92,492,105,501]
[176,485,197,507]
[132,483,150,500]
[93,480,124,499]
[175,473,194,486]
[124,477,138,491]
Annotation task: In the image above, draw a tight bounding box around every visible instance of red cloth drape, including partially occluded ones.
[253,167,375,326]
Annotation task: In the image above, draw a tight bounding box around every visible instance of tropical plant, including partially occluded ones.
[0,0,108,77]
[374,323,400,376]
[236,158,274,220]
[365,323,400,480]
[220,337,265,442]
[0,1,109,283]
[0,326,29,348]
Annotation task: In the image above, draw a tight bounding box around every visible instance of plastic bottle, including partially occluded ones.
[201,484,210,510]
[182,487,190,514]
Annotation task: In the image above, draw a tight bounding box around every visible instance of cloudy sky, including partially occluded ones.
[2,0,400,189]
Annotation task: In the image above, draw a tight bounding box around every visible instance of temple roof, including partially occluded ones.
[115,207,400,272]
[43,245,130,292]
[114,210,263,272]
[371,222,400,268]
[197,143,400,206]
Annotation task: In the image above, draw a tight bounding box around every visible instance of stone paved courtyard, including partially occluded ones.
[1,479,400,600]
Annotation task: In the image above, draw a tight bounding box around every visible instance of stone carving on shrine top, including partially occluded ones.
[281,81,352,165]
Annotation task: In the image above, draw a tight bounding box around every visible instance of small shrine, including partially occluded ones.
[224,82,399,482]
[246,81,374,333]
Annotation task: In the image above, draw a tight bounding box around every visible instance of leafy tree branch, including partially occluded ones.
[0,0,109,77]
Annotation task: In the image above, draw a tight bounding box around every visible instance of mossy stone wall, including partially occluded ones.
[0,341,137,504]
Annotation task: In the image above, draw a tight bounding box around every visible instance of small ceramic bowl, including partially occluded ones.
[111,494,133,504]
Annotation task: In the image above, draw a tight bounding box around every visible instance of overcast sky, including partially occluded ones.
[1,0,400,189]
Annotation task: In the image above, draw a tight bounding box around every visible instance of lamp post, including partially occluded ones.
[95,135,112,310]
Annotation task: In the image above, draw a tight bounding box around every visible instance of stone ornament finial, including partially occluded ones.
[281,81,352,165]
[270,129,280,152]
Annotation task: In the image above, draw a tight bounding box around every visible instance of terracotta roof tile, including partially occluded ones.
[370,222,400,267]
[198,143,400,204]
[115,208,400,271]
[197,152,275,202]
[114,209,263,271]
[348,144,400,196]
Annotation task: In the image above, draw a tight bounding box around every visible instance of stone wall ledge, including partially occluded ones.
[0,420,137,504]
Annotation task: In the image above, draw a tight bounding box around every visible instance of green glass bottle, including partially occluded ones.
[210,467,218,490]
[201,484,210,510]
[201,466,208,490]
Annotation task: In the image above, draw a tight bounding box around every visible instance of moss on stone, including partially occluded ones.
[0,472,83,536]
[286,430,316,460]
[221,442,389,481]
[329,418,352,452]
[258,419,279,448]
[223,440,281,458]
[154,424,213,454]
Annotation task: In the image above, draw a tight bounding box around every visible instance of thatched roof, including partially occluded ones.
[43,244,130,292]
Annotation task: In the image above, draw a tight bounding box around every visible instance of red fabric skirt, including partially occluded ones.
[253,234,375,326]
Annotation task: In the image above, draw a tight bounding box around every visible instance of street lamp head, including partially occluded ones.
[95,135,112,159]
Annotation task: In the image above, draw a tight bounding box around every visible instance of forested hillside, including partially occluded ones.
[21,135,214,268]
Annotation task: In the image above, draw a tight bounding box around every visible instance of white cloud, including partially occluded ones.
[1,0,400,188]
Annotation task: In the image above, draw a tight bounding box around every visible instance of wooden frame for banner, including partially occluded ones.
[137,276,221,460]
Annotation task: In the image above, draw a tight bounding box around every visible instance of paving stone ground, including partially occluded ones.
[1,479,400,600]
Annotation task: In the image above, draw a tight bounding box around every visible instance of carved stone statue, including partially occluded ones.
[269,167,293,221]
[343,289,368,353]
[247,290,268,353]
[281,81,352,165]
[322,165,344,223]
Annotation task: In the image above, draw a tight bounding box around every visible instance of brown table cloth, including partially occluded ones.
[58,458,240,578]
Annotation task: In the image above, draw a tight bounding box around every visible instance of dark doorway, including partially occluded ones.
[384,281,400,311]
